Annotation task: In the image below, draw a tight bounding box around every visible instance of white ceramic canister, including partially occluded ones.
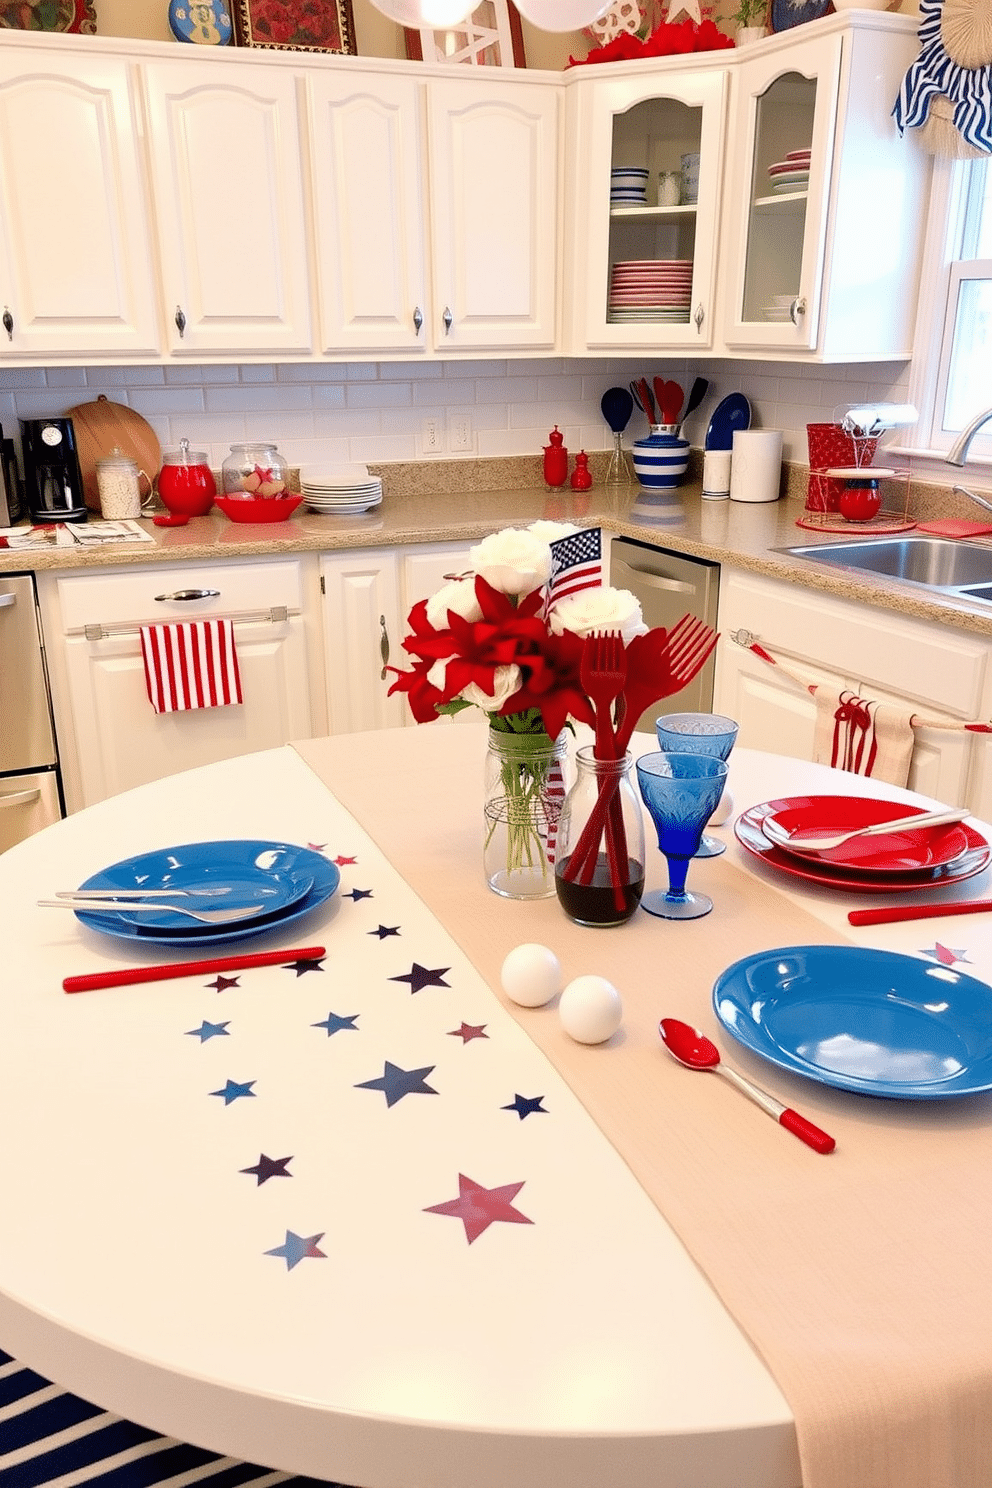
[95,446,143,519]
[701,449,733,500]
[729,429,784,503]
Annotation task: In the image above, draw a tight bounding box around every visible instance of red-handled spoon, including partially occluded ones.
[659,1018,836,1154]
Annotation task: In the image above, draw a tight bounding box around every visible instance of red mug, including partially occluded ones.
[839,479,882,522]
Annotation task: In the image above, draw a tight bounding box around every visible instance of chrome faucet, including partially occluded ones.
[946,405,992,514]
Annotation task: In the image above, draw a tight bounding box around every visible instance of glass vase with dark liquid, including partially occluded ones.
[554,748,645,926]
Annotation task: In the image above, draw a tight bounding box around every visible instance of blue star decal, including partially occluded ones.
[186,1019,230,1043]
[502,1093,547,1119]
[265,1230,326,1270]
[390,963,450,994]
[356,1061,438,1107]
[210,1078,256,1106]
[345,887,373,902]
[284,956,325,977]
[241,1153,292,1185]
[369,924,401,939]
[312,1011,359,1036]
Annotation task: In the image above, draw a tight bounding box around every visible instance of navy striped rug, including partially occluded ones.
[0,1349,348,1488]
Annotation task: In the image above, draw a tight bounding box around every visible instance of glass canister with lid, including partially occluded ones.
[96,446,144,520]
[157,438,216,516]
[222,442,288,499]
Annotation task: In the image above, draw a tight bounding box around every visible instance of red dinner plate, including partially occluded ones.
[761,796,970,872]
[735,797,991,893]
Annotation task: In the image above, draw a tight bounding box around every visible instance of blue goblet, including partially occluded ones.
[654,712,739,858]
[635,751,729,920]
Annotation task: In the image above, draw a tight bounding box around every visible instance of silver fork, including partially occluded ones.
[39,898,264,924]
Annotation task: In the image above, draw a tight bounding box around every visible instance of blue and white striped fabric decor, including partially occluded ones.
[892,0,992,155]
[0,1349,344,1488]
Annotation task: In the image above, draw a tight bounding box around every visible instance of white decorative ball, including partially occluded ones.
[559,975,623,1045]
[500,943,562,1008]
[708,786,735,828]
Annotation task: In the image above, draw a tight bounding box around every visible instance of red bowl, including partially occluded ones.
[213,494,303,524]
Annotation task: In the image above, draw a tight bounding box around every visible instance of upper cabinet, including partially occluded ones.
[142,58,313,356]
[565,62,729,352]
[0,50,161,359]
[426,75,559,351]
[720,19,927,359]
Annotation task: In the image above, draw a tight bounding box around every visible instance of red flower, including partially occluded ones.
[568,18,734,67]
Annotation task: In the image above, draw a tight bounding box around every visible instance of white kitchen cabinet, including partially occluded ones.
[565,60,729,353]
[42,559,315,812]
[0,50,161,359]
[142,58,312,356]
[426,75,560,352]
[320,541,473,734]
[720,16,927,359]
[714,569,985,811]
[307,72,428,357]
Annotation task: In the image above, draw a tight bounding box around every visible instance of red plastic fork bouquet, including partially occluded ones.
[388,522,718,911]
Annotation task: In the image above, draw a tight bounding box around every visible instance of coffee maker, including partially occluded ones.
[20,417,88,524]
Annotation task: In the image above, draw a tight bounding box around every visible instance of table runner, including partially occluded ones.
[296,725,992,1488]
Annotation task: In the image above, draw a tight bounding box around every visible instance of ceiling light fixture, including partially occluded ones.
[513,0,614,29]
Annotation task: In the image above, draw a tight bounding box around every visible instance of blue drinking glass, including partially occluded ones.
[654,712,739,858]
[635,751,729,920]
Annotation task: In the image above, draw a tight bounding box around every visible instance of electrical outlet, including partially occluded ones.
[421,417,443,455]
[450,414,473,453]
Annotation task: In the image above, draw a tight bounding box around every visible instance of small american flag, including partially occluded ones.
[544,757,567,866]
[546,527,603,613]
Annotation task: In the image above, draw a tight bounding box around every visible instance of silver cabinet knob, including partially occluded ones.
[154,588,221,602]
[379,614,390,680]
[693,302,704,332]
[2,307,12,341]
[790,296,807,325]
[175,305,187,339]
[413,306,423,334]
[442,306,453,335]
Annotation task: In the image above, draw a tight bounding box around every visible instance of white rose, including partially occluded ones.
[459,664,523,711]
[527,520,579,544]
[549,586,648,645]
[470,528,552,597]
[426,576,482,629]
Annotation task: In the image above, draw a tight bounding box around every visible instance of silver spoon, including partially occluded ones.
[39,899,264,924]
[761,805,968,856]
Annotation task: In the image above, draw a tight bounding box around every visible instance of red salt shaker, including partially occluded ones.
[570,451,592,491]
[543,425,568,489]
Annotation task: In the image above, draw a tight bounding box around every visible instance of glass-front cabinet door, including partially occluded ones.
[567,63,728,352]
[722,32,843,351]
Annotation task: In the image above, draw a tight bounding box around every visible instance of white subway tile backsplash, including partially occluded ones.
[130,388,206,416]
[43,368,89,388]
[205,384,313,413]
[164,363,238,384]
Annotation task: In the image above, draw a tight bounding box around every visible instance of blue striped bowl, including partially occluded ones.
[632,431,690,489]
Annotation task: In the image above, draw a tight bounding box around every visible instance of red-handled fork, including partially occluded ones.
[577,632,628,906]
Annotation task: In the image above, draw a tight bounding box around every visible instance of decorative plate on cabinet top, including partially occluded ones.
[770,0,831,29]
[169,1,233,44]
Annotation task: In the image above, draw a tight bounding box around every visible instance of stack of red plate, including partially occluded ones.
[608,259,693,323]
[766,147,811,194]
[734,794,991,893]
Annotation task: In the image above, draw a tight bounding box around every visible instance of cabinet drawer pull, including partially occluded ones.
[0,593,16,609]
[0,788,40,810]
[693,302,704,332]
[413,306,423,334]
[154,588,221,602]
[442,306,453,335]
[2,307,12,341]
[379,613,389,680]
[175,305,187,339]
[790,296,806,325]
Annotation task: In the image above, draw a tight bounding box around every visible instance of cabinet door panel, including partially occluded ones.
[321,552,405,734]
[143,61,311,354]
[308,75,428,354]
[0,58,160,357]
[61,618,313,809]
[428,78,558,350]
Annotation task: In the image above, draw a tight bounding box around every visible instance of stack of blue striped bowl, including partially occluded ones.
[610,166,649,205]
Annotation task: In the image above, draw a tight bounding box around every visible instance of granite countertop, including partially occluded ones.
[5,455,992,639]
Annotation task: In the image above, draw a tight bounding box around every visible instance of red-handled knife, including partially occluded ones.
[849,901,992,927]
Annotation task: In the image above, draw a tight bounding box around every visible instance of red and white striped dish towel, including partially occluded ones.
[139,620,243,714]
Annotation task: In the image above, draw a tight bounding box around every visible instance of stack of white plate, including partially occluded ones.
[300,464,383,515]
[607,259,692,323]
[766,148,810,194]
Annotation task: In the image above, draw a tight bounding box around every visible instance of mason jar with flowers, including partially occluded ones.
[388,522,718,915]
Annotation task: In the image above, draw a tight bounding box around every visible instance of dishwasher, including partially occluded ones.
[0,571,64,851]
[610,536,720,731]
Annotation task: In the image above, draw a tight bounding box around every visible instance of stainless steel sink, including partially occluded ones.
[775,536,992,604]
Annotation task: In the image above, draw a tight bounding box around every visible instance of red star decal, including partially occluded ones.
[928,942,969,966]
[307,843,327,853]
[448,1022,489,1043]
[333,854,358,866]
[425,1174,533,1244]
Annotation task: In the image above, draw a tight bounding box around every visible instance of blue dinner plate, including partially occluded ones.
[74,840,340,947]
[704,392,752,451]
[713,945,992,1100]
